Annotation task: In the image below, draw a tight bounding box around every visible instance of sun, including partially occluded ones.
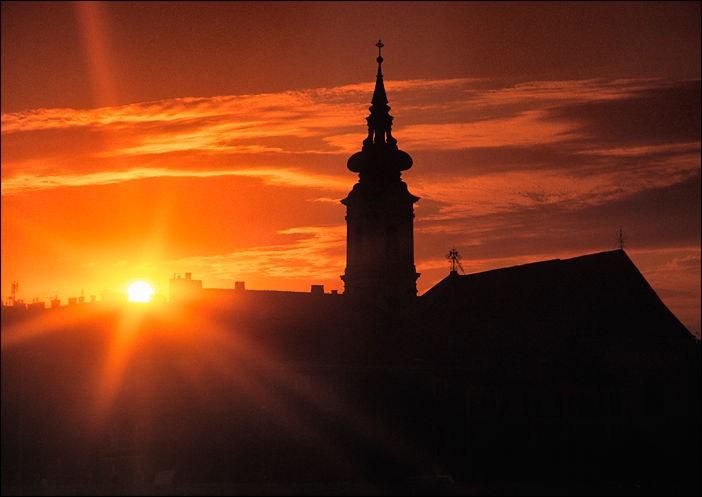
[127,281,155,303]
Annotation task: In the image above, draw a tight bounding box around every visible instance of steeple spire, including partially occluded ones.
[348,40,412,176]
[372,40,388,107]
[364,39,395,148]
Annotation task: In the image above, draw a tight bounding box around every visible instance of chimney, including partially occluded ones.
[235,281,246,292]
[331,290,338,295]
[185,272,192,280]
[310,284,324,295]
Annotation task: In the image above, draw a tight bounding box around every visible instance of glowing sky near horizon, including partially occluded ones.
[1,2,700,335]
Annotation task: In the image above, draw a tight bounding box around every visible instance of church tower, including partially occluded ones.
[341,41,420,308]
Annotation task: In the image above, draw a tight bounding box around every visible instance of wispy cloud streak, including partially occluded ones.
[167,225,346,282]
[1,167,348,196]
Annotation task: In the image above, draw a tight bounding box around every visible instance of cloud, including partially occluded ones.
[4,77,695,199]
[0,78,476,135]
[166,225,346,282]
[1,77,684,167]
[1,167,349,196]
[411,149,699,222]
[326,110,583,153]
[415,172,700,259]
[545,80,701,146]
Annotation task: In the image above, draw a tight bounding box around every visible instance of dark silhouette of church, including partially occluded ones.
[1,43,700,495]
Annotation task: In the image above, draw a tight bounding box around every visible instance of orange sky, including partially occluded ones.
[1,1,700,335]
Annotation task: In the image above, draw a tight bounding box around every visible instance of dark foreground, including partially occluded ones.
[2,481,700,496]
[3,255,700,496]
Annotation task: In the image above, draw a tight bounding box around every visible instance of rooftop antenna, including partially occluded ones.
[617,227,626,250]
[447,248,465,274]
[10,280,19,306]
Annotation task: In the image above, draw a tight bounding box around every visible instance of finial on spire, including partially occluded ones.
[617,227,626,250]
[447,248,464,274]
[375,39,384,77]
[371,39,388,109]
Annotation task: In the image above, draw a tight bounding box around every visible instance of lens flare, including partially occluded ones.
[127,281,154,303]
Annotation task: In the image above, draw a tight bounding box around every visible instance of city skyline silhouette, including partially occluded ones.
[2,2,700,336]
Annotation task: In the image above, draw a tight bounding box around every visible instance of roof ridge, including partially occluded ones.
[457,249,628,279]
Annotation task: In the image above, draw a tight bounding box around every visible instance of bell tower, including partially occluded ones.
[341,41,420,308]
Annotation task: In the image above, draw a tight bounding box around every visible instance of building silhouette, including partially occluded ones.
[1,43,700,494]
[342,41,419,308]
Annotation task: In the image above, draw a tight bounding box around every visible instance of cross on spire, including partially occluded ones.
[375,39,385,76]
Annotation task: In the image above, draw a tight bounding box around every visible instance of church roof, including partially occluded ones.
[417,249,696,380]
[422,249,690,336]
